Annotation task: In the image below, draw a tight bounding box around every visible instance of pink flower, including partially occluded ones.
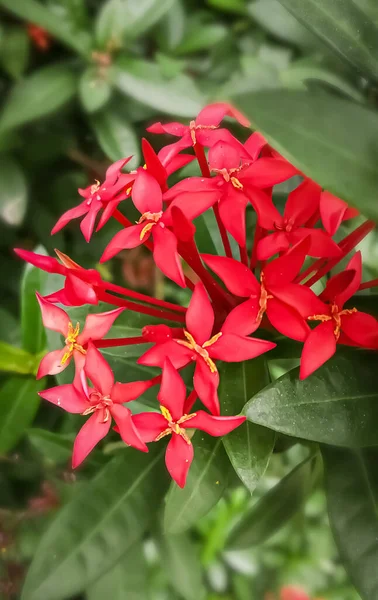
[132,359,245,487]
[139,282,276,415]
[36,293,123,382]
[40,343,149,468]
[280,586,311,600]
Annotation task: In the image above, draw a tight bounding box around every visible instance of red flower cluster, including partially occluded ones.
[16,103,378,487]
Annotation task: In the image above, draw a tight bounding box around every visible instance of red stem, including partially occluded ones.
[239,245,249,266]
[97,290,186,323]
[194,143,233,259]
[94,337,145,348]
[184,390,198,414]
[102,281,187,313]
[359,278,378,291]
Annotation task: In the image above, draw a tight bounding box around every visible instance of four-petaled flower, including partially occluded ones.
[40,343,150,468]
[132,359,246,487]
[139,282,276,415]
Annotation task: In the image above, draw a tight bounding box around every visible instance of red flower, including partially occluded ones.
[139,282,276,415]
[40,343,148,468]
[15,248,102,306]
[292,252,378,379]
[280,587,311,600]
[202,238,318,341]
[132,359,245,487]
[27,23,51,51]
[319,190,359,236]
[147,102,250,164]
[100,170,185,287]
[36,293,123,382]
[254,179,341,259]
[51,158,133,242]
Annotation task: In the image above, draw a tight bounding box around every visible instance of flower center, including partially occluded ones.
[87,179,103,206]
[176,330,222,373]
[137,211,163,240]
[189,120,218,145]
[155,405,197,444]
[308,304,358,340]
[274,218,294,233]
[256,272,273,322]
[61,322,86,364]
[211,165,247,189]
[82,391,113,423]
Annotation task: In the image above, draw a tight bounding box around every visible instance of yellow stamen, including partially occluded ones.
[90,179,101,195]
[308,305,358,340]
[61,322,86,365]
[157,405,197,444]
[137,211,163,240]
[161,405,173,422]
[256,272,273,322]
[54,249,81,270]
[176,330,221,373]
[230,176,243,190]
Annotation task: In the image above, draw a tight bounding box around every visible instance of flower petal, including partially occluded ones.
[208,141,243,172]
[132,170,163,214]
[72,412,111,468]
[269,283,328,318]
[37,348,68,379]
[242,158,297,188]
[196,102,249,128]
[14,249,65,275]
[221,299,260,336]
[111,404,147,452]
[64,273,98,306]
[290,228,341,258]
[334,251,362,307]
[158,359,186,420]
[284,179,321,226]
[341,311,378,347]
[218,188,248,246]
[39,384,87,413]
[186,282,214,345]
[79,202,101,242]
[299,321,336,380]
[138,340,192,369]
[263,237,310,286]
[104,157,132,182]
[201,254,258,297]
[281,586,311,600]
[243,132,267,161]
[249,188,281,230]
[79,307,124,345]
[188,411,245,436]
[193,358,220,415]
[84,343,114,396]
[152,225,185,288]
[147,121,188,137]
[165,433,194,488]
[266,298,310,342]
[132,412,168,442]
[51,202,88,235]
[257,232,290,260]
[111,379,156,404]
[209,333,275,362]
[100,224,145,262]
[36,292,70,336]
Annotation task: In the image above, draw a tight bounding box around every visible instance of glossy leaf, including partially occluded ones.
[0,377,43,454]
[22,447,167,600]
[235,89,378,221]
[28,428,107,469]
[219,359,275,493]
[21,245,47,355]
[91,109,140,168]
[0,64,78,132]
[248,0,316,48]
[0,156,28,226]
[323,446,378,599]
[0,342,37,375]
[277,0,378,81]
[164,436,230,534]
[0,0,91,56]
[79,67,112,113]
[160,533,205,600]
[0,26,29,79]
[112,58,204,117]
[245,354,378,447]
[227,455,315,549]
[87,542,148,600]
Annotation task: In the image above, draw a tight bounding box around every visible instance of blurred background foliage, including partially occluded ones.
[0,0,377,598]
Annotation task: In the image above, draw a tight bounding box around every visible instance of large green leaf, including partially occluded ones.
[0,64,78,132]
[234,90,378,222]
[0,26,29,79]
[112,58,204,117]
[164,436,230,534]
[0,156,28,226]
[227,455,315,549]
[0,377,43,454]
[79,67,112,114]
[22,447,167,600]
[323,446,378,599]
[86,542,148,600]
[248,0,316,48]
[21,245,47,355]
[0,342,37,375]
[91,109,140,167]
[219,359,275,493]
[277,0,378,81]
[245,354,378,447]
[0,0,91,56]
[160,532,205,600]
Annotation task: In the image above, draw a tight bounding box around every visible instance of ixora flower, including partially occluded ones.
[319,190,359,236]
[101,170,186,287]
[279,587,312,600]
[40,343,150,468]
[139,282,276,415]
[254,178,341,260]
[291,252,378,379]
[133,359,245,487]
[202,238,319,341]
[36,293,124,381]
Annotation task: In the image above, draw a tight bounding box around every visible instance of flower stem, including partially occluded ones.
[102,281,187,313]
[359,278,378,291]
[94,337,145,348]
[184,390,198,414]
[239,245,249,266]
[97,290,186,323]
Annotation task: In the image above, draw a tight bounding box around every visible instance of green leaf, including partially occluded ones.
[277,0,378,81]
[160,533,205,600]
[22,448,167,600]
[0,26,29,79]
[174,21,227,55]
[21,245,48,355]
[0,156,28,226]
[79,67,112,113]
[227,455,315,549]
[0,377,43,454]
[207,0,247,15]
[28,428,107,469]
[86,542,148,600]
[248,0,316,48]
[112,58,204,117]
[164,436,230,534]
[323,446,378,599]
[219,359,275,493]
[0,342,37,375]
[91,109,140,167]
[95,0,175,47]
[234,89,378,221]
[245,354,378,447]
[0,308,20,345]
[0,64,78,132]
[0,0,91,56]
